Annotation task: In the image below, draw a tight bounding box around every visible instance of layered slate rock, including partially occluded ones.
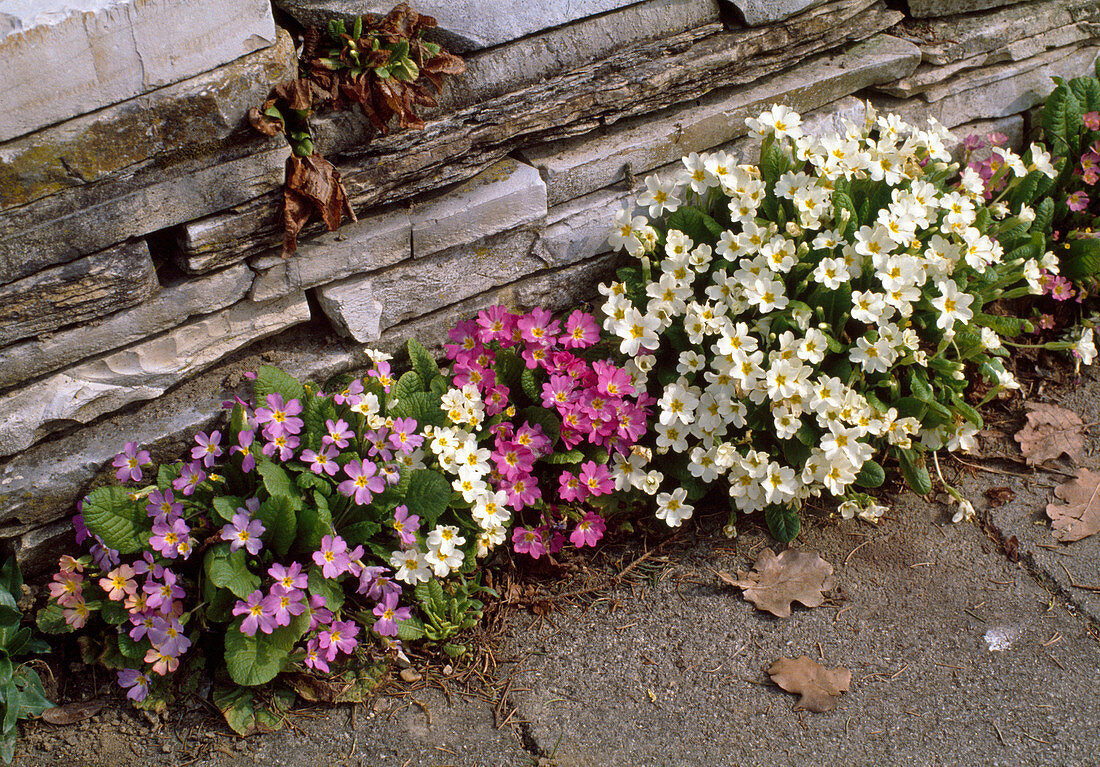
[521,34,920,206]
[317,228,547,341]
[720,0,828,26]
[0,293,311,459]
[272,0,645,52]
[873,44,1100,128]
[905,0,1027,18]
[0,142,289,285]
[249,206,412,301]
[410,159,547,257]
[880,0,1100,99]
[0,0,277,141]
[0,29,297,213]
[0,264,254,391]
[171,0,901,267]
[0,240,158,347]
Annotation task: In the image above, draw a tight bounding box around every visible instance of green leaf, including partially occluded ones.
[393,371,424,405]
[0,559,22,601]
[665,206,724,245]
[765,505,801,544]
[854,459,885,489]
[14,668,52,717]
[157,462,182,491]
[518,406,561,448]
[396,616,425,642]
[520,368,541,402]
[1069,76,1100,114]
[224,612,308,687]
[213,686,257,736]
[302,393,336,453]
[117,631,148,660]
[205,586,238,624]
[1058,237,1100,281]
[909,369,934,402]
[256,460,296,505]
[35,604,72,635]
[254,365,305,408]
[1008,171,1043,210]
[308,568,344,613]
[388,391,447,428]
[971,313,1029,338]
[542,448,585,464]
[408,338,440,385]
[295,492,332,553]
[831,191,858,237]
[1033,197,1055,234]
[896,448,932,495]
[204,544,261,600]
[295,471,332,495]
[256,495,297,559]
[1042,85,1082,153]
[760,142,788,187]
[81,486,149,555]
[405,470,452,529]
[340,519,383,548]
[212,496,246,523]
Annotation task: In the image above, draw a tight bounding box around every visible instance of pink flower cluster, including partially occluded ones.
[963,131,1010,201]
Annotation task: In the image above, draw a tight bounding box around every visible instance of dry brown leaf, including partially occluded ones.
[282,153,357,256]
[767,656,851,712]
[1014,402,1086,466]
[724,548,834,618]
[40,698,106,725]
[1046,467,1100,542]
[984,486,1016,507]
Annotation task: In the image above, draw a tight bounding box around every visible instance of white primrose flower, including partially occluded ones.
[931,279,975,332]
[682,152,717,195]
[390,548,431,585]
[655,488,695,527]
[637,174,682,218]
[426,525,466,557]
[746,104,803,142]
[952,498,976,524]
[1076,327,1098,367]
[425,545,464,578]
[608,208,648,255]
[1029,143,1057,178]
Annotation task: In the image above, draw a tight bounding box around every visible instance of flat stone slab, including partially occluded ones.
[0,292,310,459]
[0,141,288,285]
[900,0,1100,68]
[0,0,277,142]
[907,0,1028,18]
[720,0,828,26]
[0,240,158,347]
[273,0,646,53]
[317,227,546,340]
[411,158,547,258]
[503,499,1100,765]
[521,33,920,206]
[0,263,253,392]
[249,205,412,302]
[873,44,1100,129]
[0,29,296,213]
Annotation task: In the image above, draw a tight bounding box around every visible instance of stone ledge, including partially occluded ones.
[0,264,254,392]
[0,292,311,460]
[0,142,289,285]
[273,0,645,53]
[0,0,277,142]
[521,34,920,206]
[248,205,412,302]
[0,29,296,213]
[411,159,547,258]
[905,0,1027,19]
[871,44,1100,129]
[0,240,158,347]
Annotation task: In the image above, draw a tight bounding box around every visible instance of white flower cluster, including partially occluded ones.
[604,104,1044,525]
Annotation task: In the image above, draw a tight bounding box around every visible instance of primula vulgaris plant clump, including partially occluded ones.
[602,103,1062,541]
[39,308,647,732]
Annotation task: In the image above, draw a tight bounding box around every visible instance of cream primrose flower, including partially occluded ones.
[638,173,682,218]
[1029,143,1057,178]
[655,488,694,527]
[602,104,1033,527]
[1076,327,1097,367]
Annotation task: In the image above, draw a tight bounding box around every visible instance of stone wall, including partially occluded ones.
[2,0,1097,572]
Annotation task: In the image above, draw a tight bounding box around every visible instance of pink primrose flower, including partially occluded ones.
[254,394,304,438]
[172,460,206,496]
[233,590,278,636]
[112,441,151,483]
[117,669,151,702]
[333,379,363,406]
[1085,111,1100,131]
[313,535,351,579]
[231,430,256,473]
[191,430,223,468]
[301,444,339,476]
[322,418,353,449]
[560,310,600,348]
[1068,190,1090,212]
[558,471,587,503]
[372,592,412,637]
[338,459,386,505]
[570,512,607,548]
[221,511,265,556]
[319,619,360,661]
[512,527,547,559]
[578,461,614,497]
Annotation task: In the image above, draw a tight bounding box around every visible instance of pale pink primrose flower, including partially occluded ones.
[191,430,223,467]
[112,441,151,483]
[221,512,265,555]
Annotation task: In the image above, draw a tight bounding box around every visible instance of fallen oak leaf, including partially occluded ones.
[1014,402,1086,466]
[40,698,106,725]
[767,656,850,712]
[1046,467,1100,542]
[724,548,834,618]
